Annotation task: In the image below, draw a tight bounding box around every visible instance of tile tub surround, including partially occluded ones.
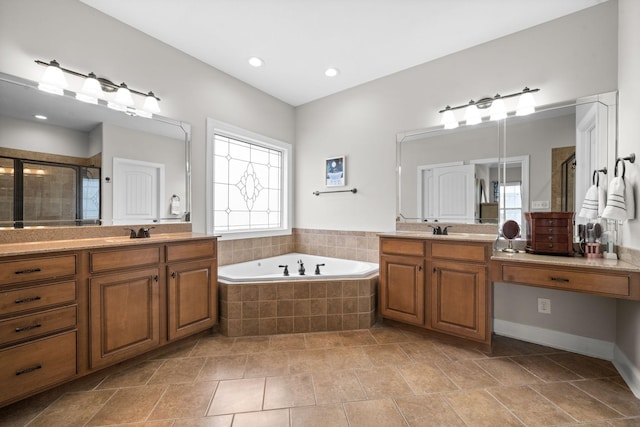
[219,278,378,337]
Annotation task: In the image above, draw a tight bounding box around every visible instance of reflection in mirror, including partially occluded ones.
[0,72,191,228]
[397,92,616,241]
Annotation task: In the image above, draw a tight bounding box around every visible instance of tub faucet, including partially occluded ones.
[297,259,305,275]
[278,265,289,276]
[314,263,325,275]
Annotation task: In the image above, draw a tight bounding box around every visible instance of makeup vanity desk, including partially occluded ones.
[379,232,640,352]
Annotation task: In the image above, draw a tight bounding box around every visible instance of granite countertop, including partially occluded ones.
[379,231,497,243]
[491,250,640,273]
[0,232,215,257]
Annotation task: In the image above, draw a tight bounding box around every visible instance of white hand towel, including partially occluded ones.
[598,186,607,216]
[625,178,635,220]
[602,177,626,221]
[579,184,599,219]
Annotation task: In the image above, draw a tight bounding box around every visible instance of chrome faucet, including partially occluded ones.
[297,259,305,275]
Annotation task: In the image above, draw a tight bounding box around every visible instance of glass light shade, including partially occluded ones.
[143,92,161,114]
[441,109,459,129]
[464,103,481,125]
[38,61,68,95]
[516,91,536,116]
[113,83,134,107]
[76,73,104,104]
[489,98,507,121]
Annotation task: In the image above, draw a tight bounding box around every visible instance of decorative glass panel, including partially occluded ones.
[213,133,282,233]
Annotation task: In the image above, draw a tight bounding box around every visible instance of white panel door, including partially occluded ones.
[432,164,475,223]
[113,158,164,224]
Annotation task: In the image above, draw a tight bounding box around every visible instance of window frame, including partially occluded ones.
[206,118,292,240]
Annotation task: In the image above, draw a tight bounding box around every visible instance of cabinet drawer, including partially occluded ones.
[0,331,76,403]
[380,238,425,257]
[90,246,161,273]
[431,242,488,262]
[535,218,569,227]
[0,281,76,316]
[534,233,569,243]
[166,240,216,262]
[501,265,630,297]
[0,306,76,346]
[0,255,76,286]
[534,227,570,236]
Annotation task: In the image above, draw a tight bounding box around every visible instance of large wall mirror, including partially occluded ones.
[0,72,191,228]
[396,91,617,237]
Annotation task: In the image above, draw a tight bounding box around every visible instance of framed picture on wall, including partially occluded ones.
[325,156,345,187]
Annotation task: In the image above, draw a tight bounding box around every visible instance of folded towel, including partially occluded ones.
[602,177,627,221]
[598,186,607,216]
[579,184,599,219]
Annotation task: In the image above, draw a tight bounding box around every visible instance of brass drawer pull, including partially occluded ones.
[15,268,42,275]
[16,364,42,376]
[15,323,42,333]
[550,277,570,283]
[15,296,42,304]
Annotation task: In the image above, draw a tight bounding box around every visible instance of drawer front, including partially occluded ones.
[166,240,216,262]
[380,238,425,257]
[0,281,76,316]
[535,233,569,243]
[90,246,162,273]
[0,255,76,286]
[534,226,570,236]
[0,306,76,346]
[535,219,569,227]
[431,242,487,262]
[501,265,630,297]
[0,331,76,403]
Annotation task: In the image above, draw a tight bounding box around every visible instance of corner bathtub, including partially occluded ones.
[217,253,379,337]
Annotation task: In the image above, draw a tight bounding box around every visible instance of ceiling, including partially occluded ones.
[79,0,607,107]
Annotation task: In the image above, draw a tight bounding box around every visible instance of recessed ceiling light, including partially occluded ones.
[248,57,264,67]
[34,114,47,120]
[325,68,339,77]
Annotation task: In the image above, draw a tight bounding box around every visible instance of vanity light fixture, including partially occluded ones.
[439,87,539,128]
[35,59,161,117]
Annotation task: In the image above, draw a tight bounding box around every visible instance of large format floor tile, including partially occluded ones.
[1,325,639,427]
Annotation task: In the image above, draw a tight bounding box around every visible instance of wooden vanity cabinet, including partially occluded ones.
[428,241,490,342]
[166,240,218,341]
[379,236,492,347]
[0,253,78,405]
[379,238,426,326]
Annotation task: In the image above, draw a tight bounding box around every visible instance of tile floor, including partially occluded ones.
[1,325,639,426]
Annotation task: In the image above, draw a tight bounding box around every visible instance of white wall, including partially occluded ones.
[614,0,640,397]
[0,0,296,234]
[295,2,618,232]
[0,115,91,158]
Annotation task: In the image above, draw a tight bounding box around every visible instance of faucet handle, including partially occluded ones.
[442,226,452,235]
[314,263,325,275]
[125,228,137,239]
[278,265,289,276]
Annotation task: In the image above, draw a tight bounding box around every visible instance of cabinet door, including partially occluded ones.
[379,255,425,326]
[89,268,160,369]
[167,259,217,341]
[429,260,486,341]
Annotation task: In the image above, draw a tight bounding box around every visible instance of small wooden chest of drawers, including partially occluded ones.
[525,212,574,255]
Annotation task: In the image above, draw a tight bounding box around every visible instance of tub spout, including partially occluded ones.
[297,259,305,275]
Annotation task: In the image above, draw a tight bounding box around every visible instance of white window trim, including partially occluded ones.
[206,118,293,240]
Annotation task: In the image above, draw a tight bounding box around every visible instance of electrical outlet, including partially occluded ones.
[537,298,551,314]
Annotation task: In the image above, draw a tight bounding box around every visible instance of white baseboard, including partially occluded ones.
[493,319,614,360]
[613,345,640,399]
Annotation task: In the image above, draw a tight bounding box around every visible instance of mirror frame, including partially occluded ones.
[0,72,192,227]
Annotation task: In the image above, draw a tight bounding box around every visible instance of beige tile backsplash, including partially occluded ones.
[217,228,380,266]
